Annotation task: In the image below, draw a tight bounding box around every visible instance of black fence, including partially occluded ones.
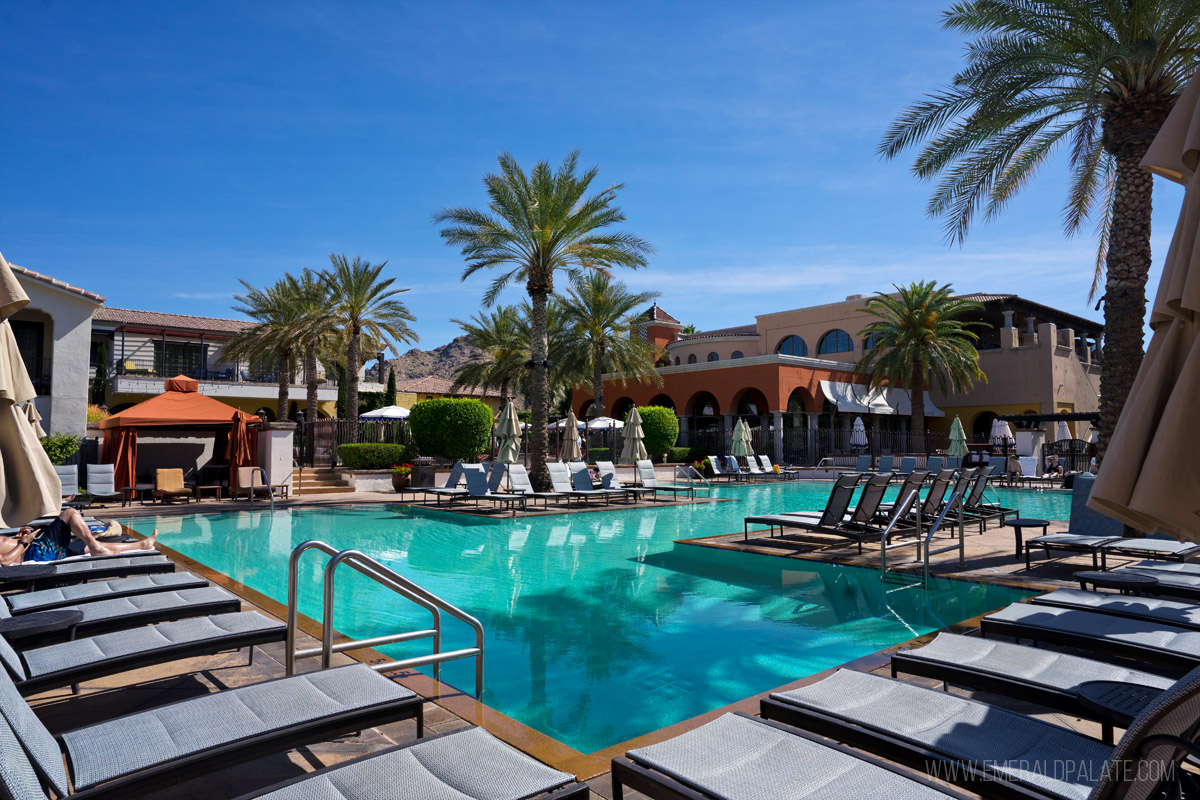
[298,419,410,467]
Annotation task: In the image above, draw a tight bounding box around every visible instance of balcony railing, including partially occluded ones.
[104,354,328,385]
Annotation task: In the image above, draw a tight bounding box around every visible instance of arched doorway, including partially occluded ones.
[648,394,676,412]
[610,396,635,420]
[577,398,594,419]
[686,391,721,454]
[972,411,996,440]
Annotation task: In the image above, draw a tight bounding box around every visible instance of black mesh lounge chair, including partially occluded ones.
[0,552,175,589]
[596,461,655,502]
[743,473,862,541]
[890,632,1175,743]
[761,665,1200,800]
[784,473,892,529]
[234,726,586,800]
[3,571,208,615]
[1023,476,1123,569]
[0,661,423,799]
[506,463,569,508]
[0,610,288,696]
[1032,588,1200,632]
[914,469,955,524]
[959,469,1015,530]
[635,460,695,500]
[979,603,1200,672]
[877,471,928,516]
[611,711,974,800]
[1099,534,1200,569]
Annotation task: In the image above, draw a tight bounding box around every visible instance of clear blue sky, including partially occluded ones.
[0,1,1182,349]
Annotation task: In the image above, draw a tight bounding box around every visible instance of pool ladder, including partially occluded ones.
[285,540,486,699]
[879,490,966,588]
[672,465,713,500]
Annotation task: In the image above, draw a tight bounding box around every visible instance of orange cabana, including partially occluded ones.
[100,376,260,490]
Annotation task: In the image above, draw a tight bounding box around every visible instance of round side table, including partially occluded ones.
[0,563,55,590]
[1003,518,1049,560]
[1074,570,1160,596]
[0,609,84,642]
[1076,680,1164,744]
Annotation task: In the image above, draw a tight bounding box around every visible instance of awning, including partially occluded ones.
[818,380,945,418]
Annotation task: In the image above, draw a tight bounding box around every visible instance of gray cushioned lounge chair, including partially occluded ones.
[1128,559,1200,576]
[924,456,943,474]
[1024,476,1123,569]
[853,454,872,473]
[892,456,916,479]
[83,464,123,506]
[613,711,973,800]
[762,665,1200,800]
[4,571,207,615]
[980,603,1200,671]
[0,552,175,589]
[0,610,287,695]
[705,455,732,481]
[235,726,586,800]
[1118,565,1200,602]
[568,462,623,505]
[506,463,569,508]
[462,463,526,511]
[1099,534,1200,569]
[424,462,469,504]
[0,661,422,799]
[635,460,695,500]
[596,461,654,502]
[759,454,800,477]
[1032,588,1200,632]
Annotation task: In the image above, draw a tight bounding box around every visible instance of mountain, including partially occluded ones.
[385,335,481,383]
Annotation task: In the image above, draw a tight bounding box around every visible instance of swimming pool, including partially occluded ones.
[121,481,1041,753]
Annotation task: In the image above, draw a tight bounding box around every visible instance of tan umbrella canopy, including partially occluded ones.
[1090,70,1200,543]
[494,399,522,465]
[559,410,582,461]
[24,402,46,439]
[0,251,61,526]
[619,407,648,465]
[730,418,749,458]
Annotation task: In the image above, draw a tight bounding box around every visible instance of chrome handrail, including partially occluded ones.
[879,489,922,583]
[672,465,712,500]
[922,490,966,586]
[285,540,486,698]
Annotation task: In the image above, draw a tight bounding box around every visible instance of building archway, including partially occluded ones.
[971,411,996,439]
[577,398,595,419]
[610,396,635,420]
[732,387,770,422]
[648,394,676,412]
[686,391,721,453]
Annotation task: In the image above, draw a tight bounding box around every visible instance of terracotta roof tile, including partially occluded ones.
[8,263,105,304]
[678,324,759,340]
[397,375,503,397]
[93,306,255,334]
[637,303,681,324]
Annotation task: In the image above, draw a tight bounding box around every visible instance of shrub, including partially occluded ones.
[667,446,706,463]
[338,443,409,470]
[86,404,109,423]
[588,446,611,463]
[636,406,679,457]
[408,398,493,460]
[41,433,81,466]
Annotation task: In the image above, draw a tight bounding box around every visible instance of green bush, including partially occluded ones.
[338,443,411,470]
[635,406,679,457]
[588,447,611,463]
[408,398,493,460]
[41,433,81,466]
[667,446,706,463]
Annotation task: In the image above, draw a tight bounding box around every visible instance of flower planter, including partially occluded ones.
[391,474,411,491]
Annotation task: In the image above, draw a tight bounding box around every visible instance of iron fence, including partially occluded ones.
[298,419,409,468]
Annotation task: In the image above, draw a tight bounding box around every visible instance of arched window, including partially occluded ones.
[818,329,853,355]
[673,356,680,366]
[707,352,719,362]
[731,350,744,359]
[775,335,808,357]
[862,333,880,351]
[687,354,697,364]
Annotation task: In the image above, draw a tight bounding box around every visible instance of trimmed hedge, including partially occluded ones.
[409,398,493,460]
[588,447,611,463]
[667,446,706,463]
[635,406,679,457]
[338,443,410,470]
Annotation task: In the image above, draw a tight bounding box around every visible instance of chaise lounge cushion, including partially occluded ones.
[1033,588,1200,631]
[5,571,207,614]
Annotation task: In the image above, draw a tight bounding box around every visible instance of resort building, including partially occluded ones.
[572,294,1103,463]
[392,375,506,414]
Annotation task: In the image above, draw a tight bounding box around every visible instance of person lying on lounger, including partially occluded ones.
[1043,455,1064,477]
[0,508,158,566]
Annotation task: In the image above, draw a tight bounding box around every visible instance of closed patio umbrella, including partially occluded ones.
[741,418,756,457]
[619,407,648,465]
[1091,70,1200,543]
[948,416,969,458]
[849,416,868,449]
[23,402,46,439]
[730,418,749,458]
[0,252,60,526]
[560,410,582,461]
[494,399,522,466]
[1056,420,1071,442]
[990,419,1014,445]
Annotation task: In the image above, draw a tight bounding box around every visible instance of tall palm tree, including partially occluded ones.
[324,254,419,420]
[292,268,338,425]
[451,305,527,400]
[555,273,663,418]
[227,276,306,421]
[880,0,1200,454]
[854,282,987,435]
[435,151,652,489]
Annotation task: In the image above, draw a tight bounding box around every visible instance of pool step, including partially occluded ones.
[291,468,354,496]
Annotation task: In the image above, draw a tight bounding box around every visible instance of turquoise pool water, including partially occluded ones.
[121,481,1044,753]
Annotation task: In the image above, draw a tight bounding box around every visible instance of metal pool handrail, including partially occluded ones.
[879,489,922,583]
[285,539,486,699]
[922,490,966,586]
[672,465,712,500]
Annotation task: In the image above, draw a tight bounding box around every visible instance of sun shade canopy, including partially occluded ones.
[818,380,945,418]
[100,376,259,429]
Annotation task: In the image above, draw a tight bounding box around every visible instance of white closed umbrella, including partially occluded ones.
[494,399,522,466]
[990,419,1014,445]
[23,402,46,438]
[849,416,868,449]
[741,418,756,457]
[1056,420,1071,441]
[360,404,409,420]
[560,410,582,461]
[619,407,648,465]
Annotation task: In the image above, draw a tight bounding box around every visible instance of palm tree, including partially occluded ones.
[451,306,527,400]
[880,0,1200,453]
[435,151,652,489]
[555,273,663,418]
[324,254,419,420]
[292,268,338,425]
[854,282,987,435]
[227,276,306,421]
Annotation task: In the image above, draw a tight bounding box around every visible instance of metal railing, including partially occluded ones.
[922,491,966,586]
[879,489,923,584]
[285,540,485,699]
[672,464,712,500]
[879,489,965,587]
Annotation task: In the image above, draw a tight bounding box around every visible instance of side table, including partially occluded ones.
[0,563,55,590]
[0,609,84,642]
[1075,570,1159,596]
[1076,680,1164,744]
[1003,518,1049,560]
[195,485,223,502]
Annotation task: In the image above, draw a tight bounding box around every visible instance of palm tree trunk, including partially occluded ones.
[499,379,509,401]
[276,351,290,421]
[909,363,926,441]
[346,327,360,421]
[304,338,318,425]
[591,344,606,418]
[528,290,550,491]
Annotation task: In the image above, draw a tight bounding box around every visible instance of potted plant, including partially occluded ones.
[691,459,708,477]
[390,463,413,491]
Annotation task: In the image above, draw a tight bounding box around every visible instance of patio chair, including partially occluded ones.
[0,552,175,589]
[0,661,423,799]
[1031,588,1200,632]
[892,455,916,480]
[596,461,654,502]
[545,462,579,500]
[872,454,894,477]
[1099,533,1200,570]
[877,471,928,516]
[945,455,961,470]
[0,610,288,696]
[55,464,89,509]
[959,469,1015,530]
[758,454,799,477]
[1116,567,1200,602]
[924,455,944,475]
[424,462,469,504]
[706,455,730,481]
[506,463,568,508]
[612,712,974,800]
[890,632,1175,744]
[568,462,623,505]
[635,459,694,500]
[486,460,507,493]
[462,463,525,511]
[151,468,193,504]
[761,664,1200,800]
[742,455,769,480]
[743,473,861,541]
[759,475,920,553]
[1024,476,1123,569]
[937,468,980,533]
[235,726,586,800]
[231,466,272,502]
[83,464,123,506]
[722,455,748,480]
[853,454,872,472]
[980,603,1200,671]
[4,571,208,615]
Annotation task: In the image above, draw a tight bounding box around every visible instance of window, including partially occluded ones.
[862,333,880,351]
[775,335,808,357]
[687,354,697,364]
[817,329,853,355]
[156,340,204,377]
[11,320,49,395]
[731,350,744,359]
[707,352,719,362]
[673,356,680,366]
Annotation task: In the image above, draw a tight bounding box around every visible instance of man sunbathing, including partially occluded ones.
[1,508,158,566]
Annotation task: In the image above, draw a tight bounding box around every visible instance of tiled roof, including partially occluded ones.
[637,303,681,324]
[93,307,255,334]
[398,375,503,398]
[957,292,1017,303]
[8,262,105,304]
[678,324,759,341]
[956,293,1102,332]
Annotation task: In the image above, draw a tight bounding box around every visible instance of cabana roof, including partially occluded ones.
[99,375,259,429]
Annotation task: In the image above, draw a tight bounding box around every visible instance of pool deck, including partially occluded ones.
[44,488,1139,799]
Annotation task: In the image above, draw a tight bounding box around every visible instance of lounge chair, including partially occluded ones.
[0,552,175,589]
[853,454,872,473]
[871,454,894,477]
[722,455,748,480]
[568,462,623,505]
[892,456,916,481]
[635,460,694,500]
[506,463,569,508]
[83,464,124,506]
[151,468,193,504]
[612,712,974,800]
[959,469,1015,530]
[1117,567,1200,601]
[462,463,525,511]
[54,464,90,510]
[1024,476,1123,569]
[743,473,861,541]
[0,661,423,798]
[762,665,1200,800]
[742,456,770,480]
[979,603,1200,671]
[596,461,655,502]
[1032,588,1200,632]
[4,571,208,615]
[546,462,581,502]
[937,468,980,533]
[924,455,944,475]
[424,462,469,504]
[0,610,288,695]
[758,454,799,477]
[231,466,273,501]
[486,460,507,493]
[889,632,1175,743]
[706,455,731,481]
[913,469,954,525]
[877,471,928,516]
[788,477,921,553]
[944,455,961,470]
[234,726,586,800]
[1099,533,1200,569]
